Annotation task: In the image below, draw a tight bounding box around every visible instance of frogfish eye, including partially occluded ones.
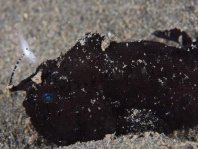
[42,93,54,103]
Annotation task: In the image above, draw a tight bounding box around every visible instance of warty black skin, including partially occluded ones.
[9,28,198,145]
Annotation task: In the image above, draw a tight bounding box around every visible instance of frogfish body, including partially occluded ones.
[9,29,198,145]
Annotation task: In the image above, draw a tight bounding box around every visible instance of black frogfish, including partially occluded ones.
[8,28,198,145]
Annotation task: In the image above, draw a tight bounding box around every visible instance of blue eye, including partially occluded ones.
[42,93,54,103]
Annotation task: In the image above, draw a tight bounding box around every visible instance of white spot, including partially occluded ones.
[79,38,86,46]
[59,76,68,81]
[81,88,87,93]
[123,63,127,68]
[158,78,164,86]
[88,108,91,112]
[172,73,176,78]
[141,67,147,74]
[75,111,79,114]
[137,59,143,63]
[184,74,189,80]
[137,59,147,65]
[90,99,96,105]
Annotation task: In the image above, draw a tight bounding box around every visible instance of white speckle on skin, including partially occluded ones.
[90,99,96,105]
[141,67,147,74]
[163,77,167,81]
[88,108,91,112]
[172,73,176,78]
[79,38,86,46]
[137,59,143,63]
[75,111,79,114]
[59,76,68,82]
[123,63,127,68]
[137,59,147,65]
[68,56,72,61]
[82,48,86,53]
[156,59,160,63]
[184,74,189,80]
[97,107,101,110]
[158,78,164,86]
[86,55,91,60]
[81,88,87,93]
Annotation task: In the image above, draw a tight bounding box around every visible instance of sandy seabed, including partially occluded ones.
[0,0,198,148]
